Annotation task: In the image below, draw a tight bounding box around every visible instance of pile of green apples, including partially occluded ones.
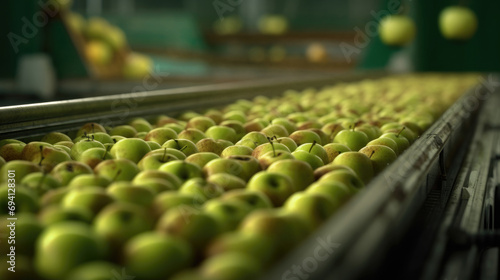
[0,73,477,280]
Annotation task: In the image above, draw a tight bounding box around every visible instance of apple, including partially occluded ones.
[258,150,295,170]
[40,188,70,207]
[0,186,39,214]
[94,158,140,182]
[155,115,180,126]
[332,151,374,184]
[71,139,106,160]
[291,150,324,170]
[186,116,216,132]
[163,139,199,156]
[204,109,224,124]
[34,222,107,280]
[124,232,193,280]
[163,123,185,134]
[203,199,252,232]
[21,171,61,195]
[144,127,178,145]
[156,207,220,251]
[185,152,220,168]
[226,155,262,181]
[93,202,154,256]
[76,122,107,137]
[275,137,297,152]
[383,127,417,144]
[203,158,245,180]
[306,180,354,204]
[68,174,111,188]
[289,130,321,146]
[62,186,115,217]
[333,128,369,151]
[223,110,247,123]
[137,150,180,171]
[79,147,113,169]
[109,125,137,138]
[359,145,398,174]
[20,141,51,160]
[196,138,233,155]
[323,143,351,162]
[178,128,207,144]
[271,118,297,134]
[219,120,247,140]
[267,159,314,192]
[295,142,329,164]
[205,232,276,264]
[107,182,156,207]
[439,6,478,40]
[313,164,356,180]
[128,118,153,133]
[54,144,71,155]
[110,138,151,163]
[0,160,42,183]
[51,161,93,185]
[148,148,187,160]
[321,122,343,141]
[251,142,290,159]
[220,190,273,211]
[41,132,72,144]
[380,132,410,154]
[0,142,25,161]
[0,212,42,255]
[146,141,162,150]
[240,131,269,146]
[133,170,183,190]
[207,173,246,191]
[180,111,201,121]
[200,252,262,280]
[246,171,294,207]
[378,15,416,46]
[38,205,93,226]
[205,125,238,143]
[179,178,225,201]
[367,137,399,155]
[54,140,74,149]
[152,192,204,217]
[0,156,4,168]
[244,120,266,133]
[84,132,114,145]
[319,169,365,191]
[283,192,336,230]
[134,177,177,194]
[261,124,289,138]
[65,262,121,280]
[159,160,203,182]
[221,145,253,158]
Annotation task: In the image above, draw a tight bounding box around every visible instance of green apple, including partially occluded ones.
[159,160,203,182]
[203,199,252,232]
[107,182,155,206]
[367,137,399,155]
[251,142,290,159]
[84,132,114,145]
[147,147,187,160]
[34,222,107,280]
[41,132,72,144]
[221,145,253,158]
[196,138,233,155]
[244,120,266,133]
[62,186,115,217]
[186,116,216,132]
[129,118,153,133]
[332,151,374,184]
[185,152,220,168]
[133,170,183,190]
[40,188,70,207]
[94,158,140,182]
[313,164,356,180]
[146,141,162,150]
[110,138,151,163]
[137,150,180,171]
[163,123,185,134]
[65,261,121,280]
[261,124,289,138]
[275,136,297,152]
[267,159,314,192]
[204,109,224,124]
[200,252,262,280]
[258,150,295,170]
[93,202,154,255]
[203,158,244,180]
[178,128,207,144]
[79,147,113,169]
[284,192,337,230]
[295,142,329,164]
[225,155,262,181]
[323,143,351,162]
[319,169,365,191]
[379,15,416,46]
[144,127,178,145]
[439,6,477,40]
[383,127,417,144]
[71,139,106,160]
[109,125,137,138]
[124,232,193,280]
[0,213,42,255]
[0,185,39,214]
[0,255,37,280]
[134,177,177,194]
[162,139,198,156]
[306,180,354,204]
[333,129,369,151]
[289,130,321,146]
[235,139,259,149]
[0,156,4,168]
[0,160,41,182]
[205,232,276,264]
[205,125,238,143]
[179,178,225,201]
[240,131,269,146]
[220,120,247,140]
[152,192,203,217]
[220,190,273,210]
[321,122,343,141]
[380,132,410,154]
[359,145,397,174]
[21,171,61,195]
[0,142,25,161]
[54,140,74,149]
[291,150,324,170]
[51,161,93,185]
[207,173,246,191]
[271,118,297,134]
[156,207,220,250]
[155,115,180,126]
[246,171,294,207]
[38,205,93,226]
[68,174,111,189]
[223,110,247,123]
[76,122,107,137]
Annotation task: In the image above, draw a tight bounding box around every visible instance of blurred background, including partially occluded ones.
[1,0,499,105]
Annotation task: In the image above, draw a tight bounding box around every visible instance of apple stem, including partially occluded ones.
[113,138,117,144]
[38,146,45,166]
[351,125,355,132]
[66,164,74,172]
[91,123,95,134]
[102,145,111,160]
[267,137,276,157]
[174,140,180,149]
[309,140,317,153]
[180,145,188,152]
[369,150,375,159]
[112,169,122,182]
[397,127,405,138]
[162,148,168,162]
[91,134,95,141]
